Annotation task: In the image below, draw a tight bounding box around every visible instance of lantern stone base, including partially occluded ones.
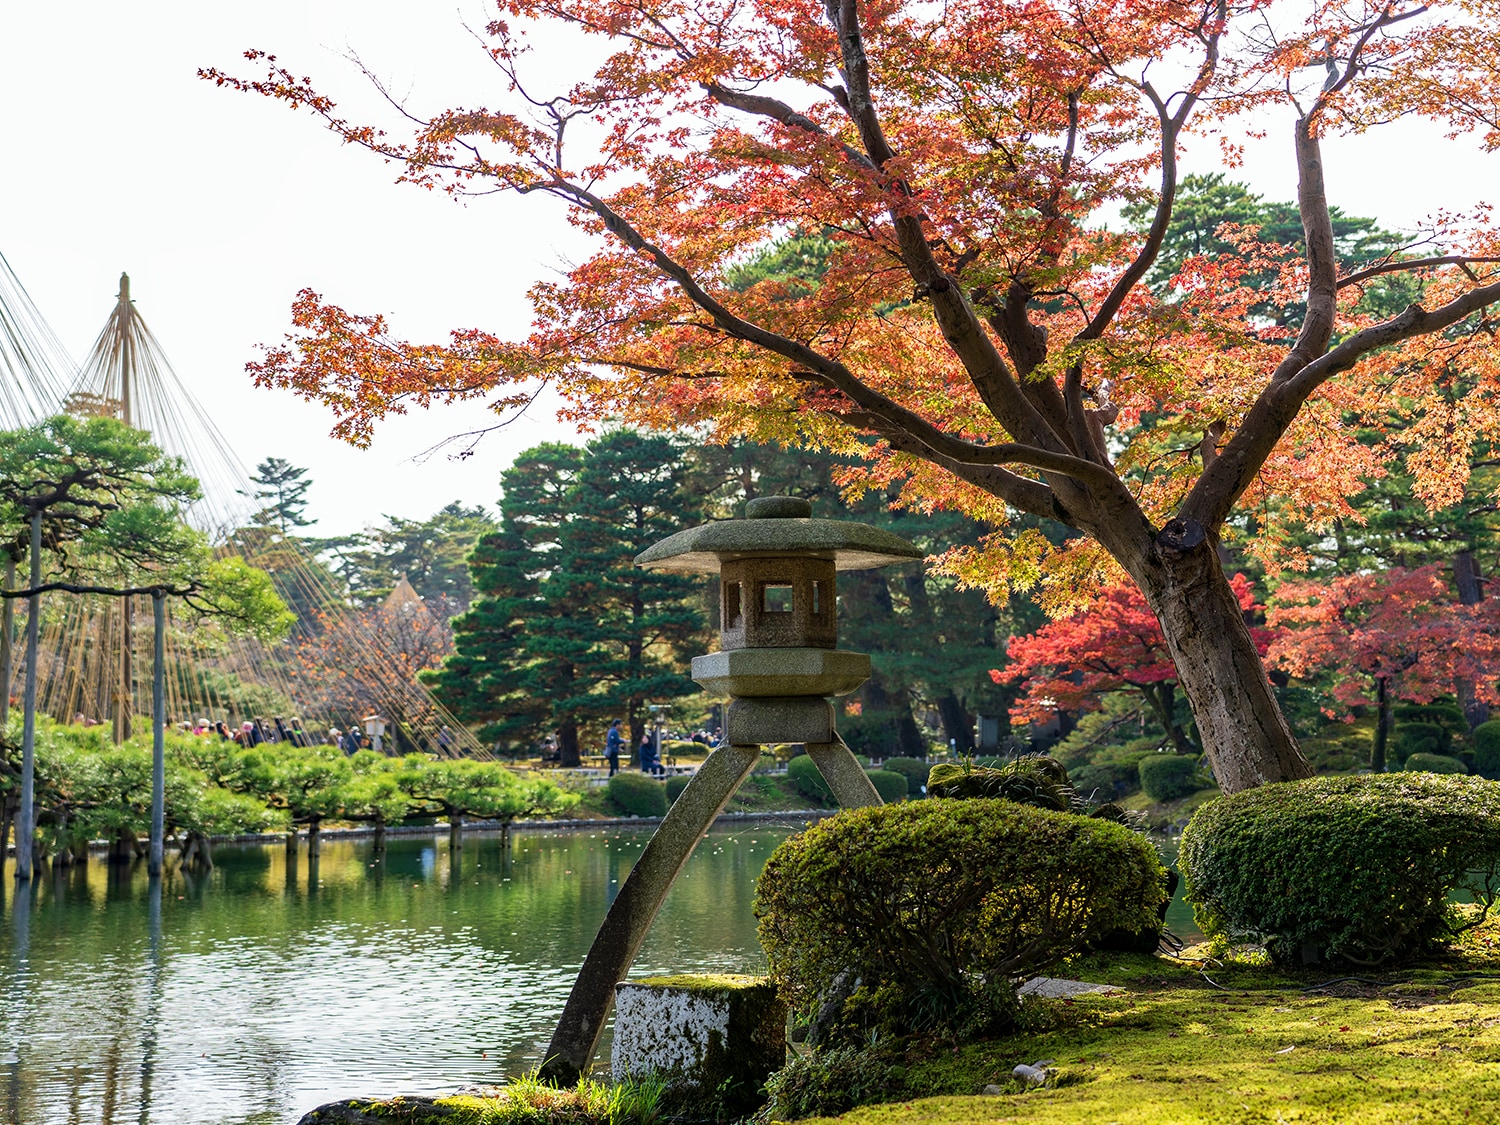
[691,647,870,698]
[725,696,834,744]
[612,975,786,1118]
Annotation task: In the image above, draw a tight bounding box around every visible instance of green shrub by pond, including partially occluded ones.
[1180,773,1500,965]
[606,772,668,818]
[755,798,1165,1044]
[881,756,932,795]
[1137,753,1205,801]
[1404,751,1468,774]
[664,774,691,805]
[786,753,833,804]
[864,768,909,802]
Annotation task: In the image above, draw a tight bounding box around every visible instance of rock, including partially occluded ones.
[982,1083,1005,1095]
[612,974,786,1118]
[1012,1061,1053,1085]
[1018,977,1123,999]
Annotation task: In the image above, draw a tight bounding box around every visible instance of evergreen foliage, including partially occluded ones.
[607,772,668,818]
[864,768,908,802]
[427,433,706,767]
[880,757,932,796]
[1181,774,1500,964]
[333,500,496,612]
[756,800,1165,1043]
[785,754,833,805]
[241,456,315,533]
[1403,752,1468,775]
[1475,721,1500,779]
[1137,754,1207,801]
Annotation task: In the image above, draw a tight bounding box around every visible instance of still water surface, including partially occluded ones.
[1,822,1197,1125]
[0,822,801,1125]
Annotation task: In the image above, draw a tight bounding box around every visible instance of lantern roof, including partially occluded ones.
[635,495,924,574]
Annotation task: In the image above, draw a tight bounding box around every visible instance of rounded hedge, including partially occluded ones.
[1473,721,1500,779]
[1404,752,1468,775]
[607,772,668,818]
[786,753,834,804]
[881,757,932,796]
[1391,721,1448,765]
[664,775,691,805]
[1180,774,1500,964]
[1138,754,1204,801]
[756,799,1166,1042]
[864,769,908,802]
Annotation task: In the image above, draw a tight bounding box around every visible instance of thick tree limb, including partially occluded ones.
[1184,277,1500,529]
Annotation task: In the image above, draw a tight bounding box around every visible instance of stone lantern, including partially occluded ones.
[542,496,924,1083]
[637,494,922,753]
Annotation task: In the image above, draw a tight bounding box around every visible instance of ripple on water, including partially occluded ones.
[1,825,790,1125]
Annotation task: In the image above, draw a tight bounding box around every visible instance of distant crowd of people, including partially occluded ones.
[68,711,440,756]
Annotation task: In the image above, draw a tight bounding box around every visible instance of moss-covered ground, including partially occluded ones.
[785,922,1500,1125]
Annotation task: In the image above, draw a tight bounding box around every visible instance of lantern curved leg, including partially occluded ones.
[806,732,883,808]
[539,741,762,1085]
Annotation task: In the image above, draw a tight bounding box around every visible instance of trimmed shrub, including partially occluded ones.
[1138,753,1205,801]
[882,757,932,796]
[1180,773,1500,964]
[664,775,691,805]
[786,753,834,804]
[1474,721,1500,779]
[864,769,909,802]
[1394,701,1467,738]
[756,799,1166,1043]
[1404,752,1468,775]
[608,772,668,818]
[1391,720,1448,765]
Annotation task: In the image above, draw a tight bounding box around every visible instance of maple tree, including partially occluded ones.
[999,575,1269,757]
[206,0,1500,792]
[1267,566,1500,771]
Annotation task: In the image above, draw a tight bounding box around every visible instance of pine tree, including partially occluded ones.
[426,436,706,767]
[241,457,315,534]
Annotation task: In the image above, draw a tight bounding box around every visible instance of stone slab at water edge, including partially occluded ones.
[612,974,787,1117]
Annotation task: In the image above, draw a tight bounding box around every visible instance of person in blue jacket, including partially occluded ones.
[605,718,623,776]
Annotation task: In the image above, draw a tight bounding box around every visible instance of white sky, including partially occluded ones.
[1,2,1494,536]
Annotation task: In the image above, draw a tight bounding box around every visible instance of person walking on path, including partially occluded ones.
[605,719,623,776]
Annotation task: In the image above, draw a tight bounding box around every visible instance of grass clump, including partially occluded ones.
[303,1073,666,1124]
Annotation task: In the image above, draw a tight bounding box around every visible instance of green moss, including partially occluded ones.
[757,919,1500,1123]
[632,972,766,991]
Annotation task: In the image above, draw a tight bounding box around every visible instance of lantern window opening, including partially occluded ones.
[724,581,744,629]
[813,579,831,620]
[760,583,795,615]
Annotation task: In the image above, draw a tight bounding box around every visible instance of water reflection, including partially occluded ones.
[0,821,803,1125]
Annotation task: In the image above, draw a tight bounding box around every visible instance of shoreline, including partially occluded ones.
[2,808,839,859]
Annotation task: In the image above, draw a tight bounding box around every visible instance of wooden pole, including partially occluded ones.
[1,553,15,730]
[149,590,166,877]
[16,511,42,882]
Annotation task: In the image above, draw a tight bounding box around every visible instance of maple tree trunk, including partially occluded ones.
[1454,551,1488,730]
[1132,534,1312,794]
[1371,676,1391,773]
[1141,682,1196,756]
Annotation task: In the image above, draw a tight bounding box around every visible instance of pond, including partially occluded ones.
[0,820,1198,1125]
